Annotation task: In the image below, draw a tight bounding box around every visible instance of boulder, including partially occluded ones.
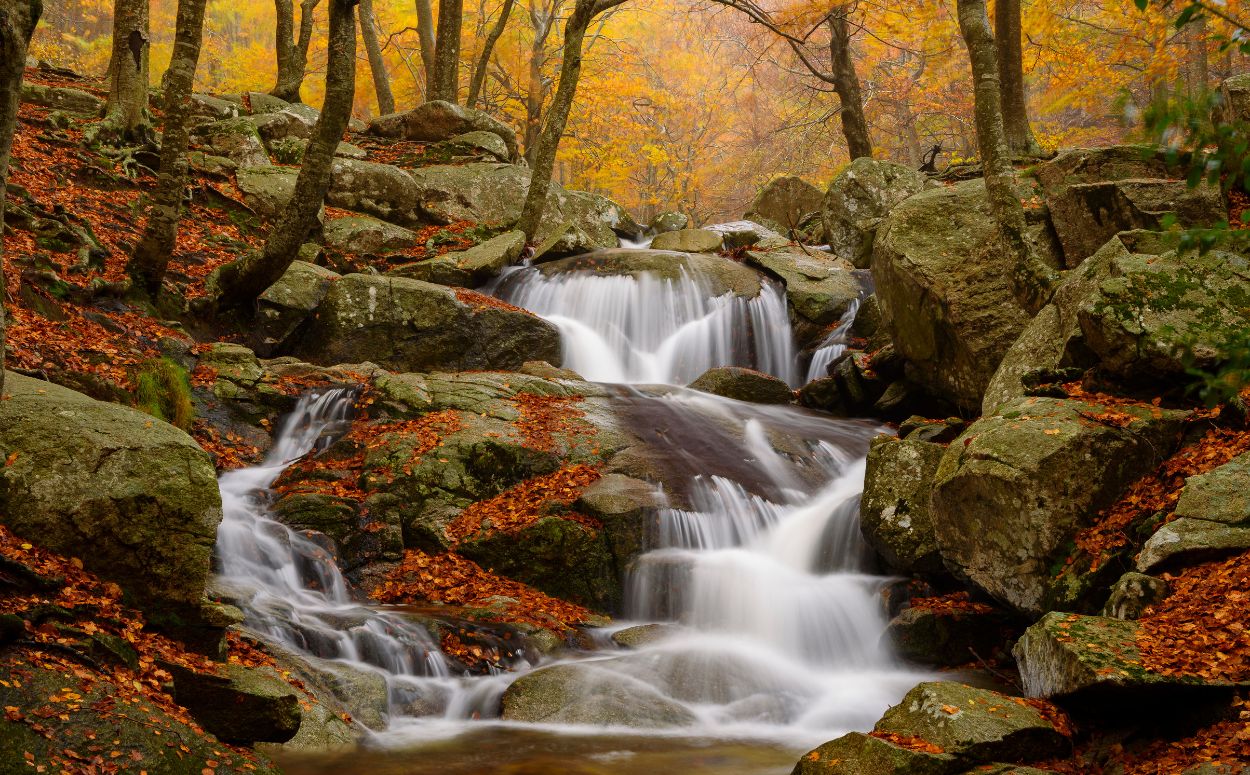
[874,682,1067,762]
[172,664,302,744]
[745,175,824,232]
[256,260,340,352]
[19,83,102,115]
[575,473,664,570]
[0,374,221,616]
[861,435,945,575]
[931,397,1187,615]
[1218,73,1250,124]
[1135,457,1250,573]
[822,157,934,268]
[745,247,862,328]
[500,662,697,727]
[431,130,511,162]
[1035,146,1224,267]
[705,220,778,249]
[254,104,320,142]
[610,623,680,649]
[1014,612,1241,699]
[242,91,291,114]
[267,137,365,164]
[650,228,724,253]
[563,189,641,239]
[326,158,421,226]
[534,249,767,298]
[885,604,1015,667]
[237,165,300,218]
[872,179,1031,412]
[688,366,794,404]
[650,211,689,233]
[190,93,241,121]
[389,230,526,287]
[289,273,561,373]
[367,100,519,161]
[792,732,957,775]
[323,214,419,255]
[192,117,271,168]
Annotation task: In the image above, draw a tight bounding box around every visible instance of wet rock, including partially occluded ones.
[288,273,561,372]
[861,435,945,575]
[501,662,697,727]
[256,260,339,352]
[0,374,221,617]
[20,83,102,115]
[534,249,767,298]
[575,473,664,573]
[193,117,271,168]
[258,703,356,754]
[745,247,861,328]
[1102,572,1168,620]
[874,681,1067,761]
[1035,146,1224,267]
[688,366,794,404]
[706,220,778,249]
[389,230,526,287]
[323,215,419,255]
[822,157,935,268]
[885,604,1015,667]
[172,664,302,744]
[611,623,680,649]
[519,360,584,381]
[367,100,520,161]
[931,397,1187,615]
[650,228,724,253]
[745,175,824,234]
[791,731,958,775]
[650,211,689,233]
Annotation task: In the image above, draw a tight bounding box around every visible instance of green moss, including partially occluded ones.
[133,357,195,431]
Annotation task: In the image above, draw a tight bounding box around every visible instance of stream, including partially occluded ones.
[215,245,927,774]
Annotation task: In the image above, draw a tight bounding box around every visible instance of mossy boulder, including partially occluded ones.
[745,175,824,233]
[0,374,222,616]
[288,273,561,372]
[650,211,689,233]
[256,260,340,352]
[822,157,935,268]
[1137,452,1250,572]
[367,100,520,161]
[20,83,103,115]
[501,662,697,727]
[650,228,724,253]
[745,247,861,328]
[323,215,419,255]
[237,165,301,218]
[171,664,302,744]
[791,732,958,775]
[875,682,1067,762]
[192,117,271,168]
[535,249,767,298]
[872,179,1033,413]
[931,397,1187,615]
[688,366,794,404]
[389,230,526,287]
[861,435,945,575]
[432,130,511,162]
[885,604,1015,667]
[326,158,421,226]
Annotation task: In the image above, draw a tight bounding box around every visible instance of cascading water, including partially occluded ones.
[217,245,925,773]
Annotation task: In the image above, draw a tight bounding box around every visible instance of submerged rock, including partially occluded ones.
[688,366,794,404]
[822,157,934,268]
[0,374,221,617]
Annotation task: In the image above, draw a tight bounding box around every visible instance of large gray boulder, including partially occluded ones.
[1137,452,1250,572]
[323,214,419,255]
[745,175,823,232]
[1218,73,1250,124]
[366,100,520,161]
[390,230,527,287]
[861,435,945,575]
[501,663,696,727]
[237,165,300,218]
[327,158,421,226]
[823,157,934,268]
[0,374,222,615]
[745,246,861,328]
[931,397,1187,614]
[193,117,271,168]
[289,273,562,372]
[872,180,1034,413]
[257,261,340,351]
[1034,146,1224,267]
[20,83,102,115]
[651,228,723,253]
[688,366,794,404]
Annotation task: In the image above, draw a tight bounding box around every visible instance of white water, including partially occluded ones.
[213,246,924,755]
[805,297,862,384]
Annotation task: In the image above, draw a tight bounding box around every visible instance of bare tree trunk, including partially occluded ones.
[1185,15,1210,96]
[359,0,394,114]
[523,3,560,164]
[99,0,150,143]
[829,8,871,159]
[956,0,1054,310]
[127,0,209,299]
[994,0,1041,156]
[430,0,463,103]
[468,0,514,108]
[415,0,436,90]
[518,0,625,240]
[214,0,358,309]
[0,0,43,394]
[272,0,319,103]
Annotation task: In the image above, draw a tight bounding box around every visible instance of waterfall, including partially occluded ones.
[805,297,862,383]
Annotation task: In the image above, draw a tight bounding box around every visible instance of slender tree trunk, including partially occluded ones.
[0,0,43,394]
[99,0,150,143]
[467,0,514,108]
[415,0,436,92]
[994,0,1041,155]
[359,0,394,114]
[519,0,624,239]
[1185,15,1209,96]
[127,0,209,298]
[214,0,358,309]
[430,0,463,103]
[956,0,1054,310]
[272,0,319,103]
[829,8,872,159]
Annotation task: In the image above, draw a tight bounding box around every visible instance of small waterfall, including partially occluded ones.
[805,297,861,384]
[496,266,800,386]
[215,388,450,721]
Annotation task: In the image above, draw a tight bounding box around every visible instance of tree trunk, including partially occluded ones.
[430,0,463,103]
[0,0,43,395]
[994,0,1041,155]
[1185,14,1209,96]
[100,0,150,143]
[214,0,358,309]
[127,0,209,298]
[272,0,319,103]
[956,0,1054,310]
[829,8,872,159]
[523,3,559,164]
[518,0,624,239]
[467,0,514,108]
[415,0,436,91]
[359,0,394,114]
